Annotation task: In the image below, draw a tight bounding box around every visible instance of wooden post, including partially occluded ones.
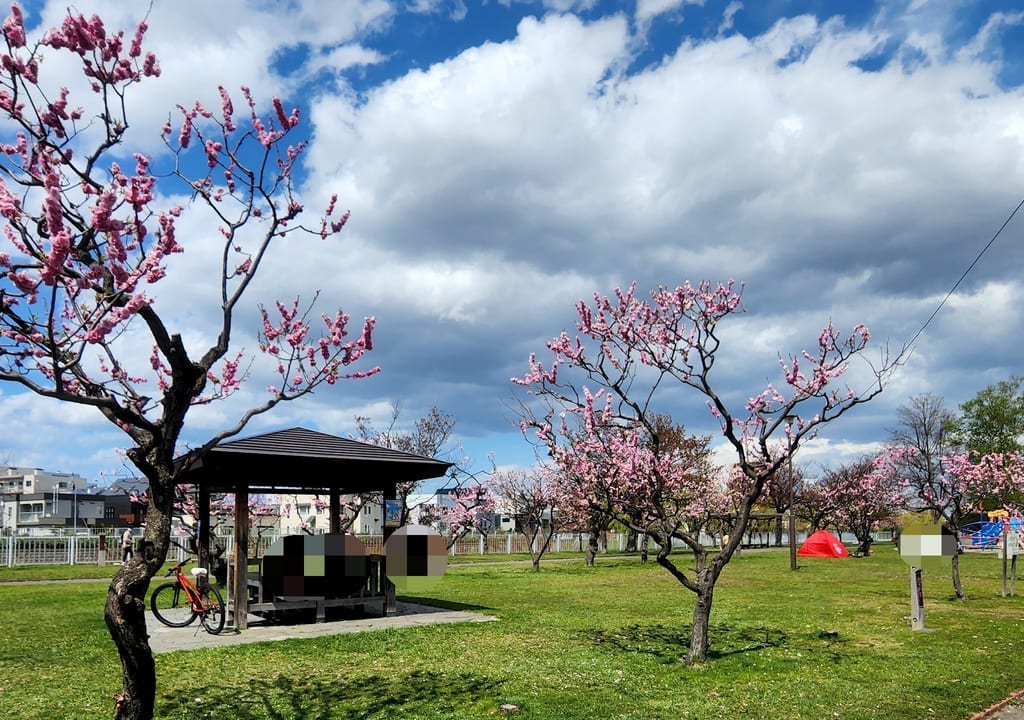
[329,488,341,534]
[909,567,926,631]
[198,485,211,570]
[233,483,250,630]
[1003,533,1009,598]
[383,482,397,614]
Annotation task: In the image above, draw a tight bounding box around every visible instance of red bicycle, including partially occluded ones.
[149,560,226,634]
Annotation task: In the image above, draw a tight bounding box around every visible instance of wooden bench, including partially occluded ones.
[234,553,387,622]
[228,551,390,623]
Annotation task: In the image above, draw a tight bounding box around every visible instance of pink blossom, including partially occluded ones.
[2,5,26,47]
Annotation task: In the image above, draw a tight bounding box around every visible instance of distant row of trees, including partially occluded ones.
[493,378,1024,597]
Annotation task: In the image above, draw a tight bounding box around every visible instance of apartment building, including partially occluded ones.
[1,466,91,534]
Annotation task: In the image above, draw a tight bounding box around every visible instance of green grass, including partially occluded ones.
[2,546,1024,719]
[0,561,124,582]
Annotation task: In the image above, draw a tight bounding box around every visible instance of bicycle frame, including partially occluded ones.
[170,563,210,611]
[150,560,226,634]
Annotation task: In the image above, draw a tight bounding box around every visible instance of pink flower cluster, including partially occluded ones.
[259,300,379,396]
[0,6,377,436]
[443,483,497,542]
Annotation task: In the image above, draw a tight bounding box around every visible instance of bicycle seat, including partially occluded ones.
[190,567,208,577]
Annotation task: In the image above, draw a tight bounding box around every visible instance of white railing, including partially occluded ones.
[1,530,630,567]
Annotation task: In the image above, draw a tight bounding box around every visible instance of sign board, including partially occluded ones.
[384,499,402,529]
[999,532,1020,559]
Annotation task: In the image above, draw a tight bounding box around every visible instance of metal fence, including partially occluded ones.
[2,534,107,566]
[2,530,629,567]
[2,529,891,568]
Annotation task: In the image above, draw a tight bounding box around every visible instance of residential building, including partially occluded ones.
[1,466,95,534]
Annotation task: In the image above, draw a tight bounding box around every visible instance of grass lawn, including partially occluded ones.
[2,545,1023,719]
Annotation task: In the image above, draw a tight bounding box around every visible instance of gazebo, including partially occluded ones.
[177,426,453,628]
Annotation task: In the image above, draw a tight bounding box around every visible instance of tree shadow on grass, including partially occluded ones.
[397,597,495,613]
[590,622,849,664]
[157,668,505,720]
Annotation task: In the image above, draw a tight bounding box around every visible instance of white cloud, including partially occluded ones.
[6,1,1024,483]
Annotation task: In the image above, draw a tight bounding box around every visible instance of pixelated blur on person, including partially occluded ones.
[385,525,447,593]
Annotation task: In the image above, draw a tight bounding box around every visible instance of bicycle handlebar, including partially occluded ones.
[164,560,189,576]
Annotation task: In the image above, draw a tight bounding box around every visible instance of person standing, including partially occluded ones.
[121,528,134,563]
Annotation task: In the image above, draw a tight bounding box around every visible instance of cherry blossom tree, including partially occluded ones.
[876,443,1024,598]
[513,280,890,662]
[552,417,721,567]
[494,466,561,571]
[0,9,376,719]
[797,473,845,534]
[442,481,496,550]
[883,394,968,596]
[818,457,902,556]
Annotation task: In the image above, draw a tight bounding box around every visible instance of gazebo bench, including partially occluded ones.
[230,553,388,623]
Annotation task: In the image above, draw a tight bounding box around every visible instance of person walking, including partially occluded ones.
[121,528,134,563]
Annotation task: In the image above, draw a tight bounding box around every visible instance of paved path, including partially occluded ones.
[971,690,1024,720]
[148,601,497,654]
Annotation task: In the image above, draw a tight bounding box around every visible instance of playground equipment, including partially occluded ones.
[960,510,1024,551]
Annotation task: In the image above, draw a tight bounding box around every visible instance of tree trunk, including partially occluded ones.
[625,528,638,553]
[774,515,784,547]
[585,533,597,567]
[640,533,649,564]
[531,557,540,572]
[951,550,966,600]
[106,567,157,720]
[688,584,714,663]
[106,481,174,720]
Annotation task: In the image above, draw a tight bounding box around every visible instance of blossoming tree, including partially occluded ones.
[0,9,377,719]
[442,481,496,550]
[494,466,561,571]
[818,457,902,555]
[513,280,890,662]
[878,444,1024,598]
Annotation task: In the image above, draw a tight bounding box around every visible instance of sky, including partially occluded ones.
[1,0,1023,489]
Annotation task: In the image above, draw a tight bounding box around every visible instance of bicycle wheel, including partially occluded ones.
[198,585,226,635]
[150,582,198,627]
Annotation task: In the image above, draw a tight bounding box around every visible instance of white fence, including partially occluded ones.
[2,531,629,567]
[4,529,883,568]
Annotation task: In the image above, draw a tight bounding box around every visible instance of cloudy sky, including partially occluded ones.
[2,0,1023,487]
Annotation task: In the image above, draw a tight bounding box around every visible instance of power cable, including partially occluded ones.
[898,194,1024,362]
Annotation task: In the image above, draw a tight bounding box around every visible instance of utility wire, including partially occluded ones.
[898,194,1024,363]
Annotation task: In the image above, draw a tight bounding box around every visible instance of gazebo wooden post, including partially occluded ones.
[383,483,397,614]
[197,484,211,569]
[329,488,342,534]
[233,483,250,630]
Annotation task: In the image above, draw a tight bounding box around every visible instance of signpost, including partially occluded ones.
[909,567,925,631]
[899,521,957,632]
[1000,531,1019,597]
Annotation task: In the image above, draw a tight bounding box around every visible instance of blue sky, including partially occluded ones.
[2,0,1024,488]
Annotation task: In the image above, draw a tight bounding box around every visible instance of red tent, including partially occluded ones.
[797,530,849,558]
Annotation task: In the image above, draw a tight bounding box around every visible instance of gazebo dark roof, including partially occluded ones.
[181,426,453,493]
